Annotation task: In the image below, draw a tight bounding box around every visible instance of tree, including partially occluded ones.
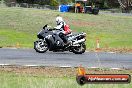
[118,0,132,13]
[107,0,119,8]
[50,0,58,6]
[57,0,73,4]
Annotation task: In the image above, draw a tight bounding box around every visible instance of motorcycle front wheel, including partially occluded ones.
[72,43,86,54]
[34,39,48,53]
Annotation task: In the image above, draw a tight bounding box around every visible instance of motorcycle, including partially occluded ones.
[34,24,86,54]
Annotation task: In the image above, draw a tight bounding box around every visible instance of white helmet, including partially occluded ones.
[56,16,63,24]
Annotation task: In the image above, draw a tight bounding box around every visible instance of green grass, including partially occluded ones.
[0,71,131,88]
[0,7,132,49]
[0,29,36,47]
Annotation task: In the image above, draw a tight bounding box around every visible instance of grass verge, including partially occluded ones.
[0,66,132,88]
[0,7,132,52]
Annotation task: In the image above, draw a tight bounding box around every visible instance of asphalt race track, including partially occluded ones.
[0,48,132,69]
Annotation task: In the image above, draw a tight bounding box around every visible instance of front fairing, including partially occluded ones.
[37,28,54,39]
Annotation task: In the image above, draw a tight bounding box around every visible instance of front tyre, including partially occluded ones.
[72,43,86,54]
[34,39,48,53]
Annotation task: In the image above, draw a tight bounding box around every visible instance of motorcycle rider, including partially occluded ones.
[54,15,71,45]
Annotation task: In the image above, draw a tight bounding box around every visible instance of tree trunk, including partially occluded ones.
[118,0,132,13]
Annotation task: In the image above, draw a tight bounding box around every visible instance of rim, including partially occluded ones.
[74,44,85,52]
[36,41,48,52]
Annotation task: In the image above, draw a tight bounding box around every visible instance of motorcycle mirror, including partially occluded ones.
[43,24,48,29]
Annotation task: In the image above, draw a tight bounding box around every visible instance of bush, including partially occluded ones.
[50,0,58,6]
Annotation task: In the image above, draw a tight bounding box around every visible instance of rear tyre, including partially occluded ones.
[34,39,48,53]
[72,43,86,54]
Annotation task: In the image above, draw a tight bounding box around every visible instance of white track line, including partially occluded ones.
[59,65,72,68]
[110,68,122,70]
[0,64,10,66]
[107,52,116,54]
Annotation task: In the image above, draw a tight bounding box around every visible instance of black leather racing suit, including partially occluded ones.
[54,21,68,44]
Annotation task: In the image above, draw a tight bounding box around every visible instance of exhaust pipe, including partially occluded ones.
[73,39,86,45]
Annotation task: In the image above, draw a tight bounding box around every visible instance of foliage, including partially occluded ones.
[58,0,73,4]
[118,0,132,13]
[50,0,59,6]
[3,0,122,9]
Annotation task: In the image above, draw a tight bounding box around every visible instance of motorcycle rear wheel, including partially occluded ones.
[72,43,86,54]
